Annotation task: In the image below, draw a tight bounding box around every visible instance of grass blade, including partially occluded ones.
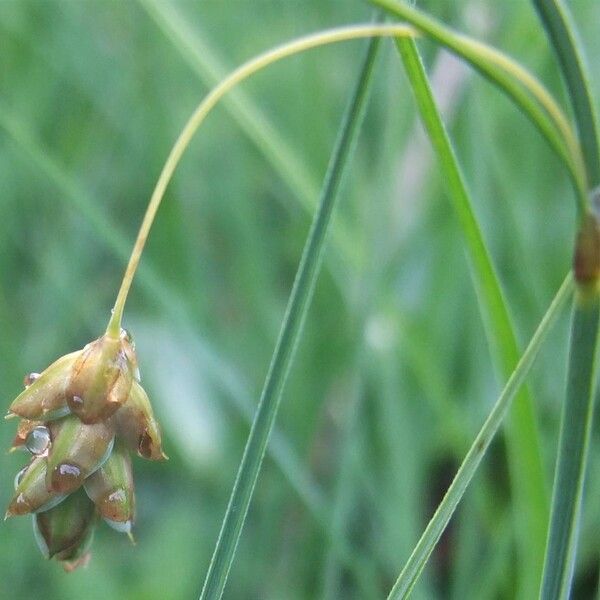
[530,4,600,594]
[532,0,600,187]
[540,205,600,597]
[395,38,548,596]
[540,288,600,598]
[386,273,574,599]
[199,34,382,600]
[369,0,588,209]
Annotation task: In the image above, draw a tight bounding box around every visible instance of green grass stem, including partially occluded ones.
[386,273,574,599]
[530,4,600,596]
[540,289,600,598]
[370,0,588,209]
[395,37,549,596]
[532,0,600,188]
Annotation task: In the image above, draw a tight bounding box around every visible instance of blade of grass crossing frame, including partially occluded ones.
[530,4,600,596]
[532,0,600,187]
[395,38,548,597]
[199,34,382,600]
[386,274,574,599]
[369,0,588,209]
[540,288,600,599]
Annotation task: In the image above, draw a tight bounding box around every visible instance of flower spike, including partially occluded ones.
[5,327,165,568]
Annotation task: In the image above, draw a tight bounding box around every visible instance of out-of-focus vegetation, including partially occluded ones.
[0,1,599,598]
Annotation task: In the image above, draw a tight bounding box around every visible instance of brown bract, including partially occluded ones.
[115,380,167,461]
[574,211,600,285]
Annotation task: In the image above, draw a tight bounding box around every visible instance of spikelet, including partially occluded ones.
[5,329,166,570]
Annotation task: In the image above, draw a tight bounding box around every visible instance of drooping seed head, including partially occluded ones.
[5,326,165,569]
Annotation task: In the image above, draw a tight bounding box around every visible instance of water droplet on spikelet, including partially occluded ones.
[25,426,51,456]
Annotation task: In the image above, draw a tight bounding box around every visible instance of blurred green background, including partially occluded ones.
[1,1,599,598]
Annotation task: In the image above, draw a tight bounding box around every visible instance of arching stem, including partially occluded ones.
[105,17,581,338]
[103,23,418,338]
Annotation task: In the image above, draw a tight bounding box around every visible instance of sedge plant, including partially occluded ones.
[3,2,599,598]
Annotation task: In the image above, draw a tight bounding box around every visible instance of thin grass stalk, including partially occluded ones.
[395,37,547,596]
[136,0,364,296]
[102,23,418,339]
[532,0,600,187]
[540,286,600,598]
[528,3,600,595]
[369,0,588,210]
[199,34,382,600]
[386,273,574,599]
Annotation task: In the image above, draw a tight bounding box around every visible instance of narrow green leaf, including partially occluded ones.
[370,0,588,208]
[395,38,548,597]
[386,273,574,599]
[532,0,600,187]
[199,35,382,600]
[540,290,600,598]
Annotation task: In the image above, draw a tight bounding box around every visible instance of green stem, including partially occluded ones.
[199,33,381,600]
[540,289,600,599]
[395,37,548,597]
[369,0,588,210]
[103,23,416,340]
[532,0,600,188]
[386,273,574,599]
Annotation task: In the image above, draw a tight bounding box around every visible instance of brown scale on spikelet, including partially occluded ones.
[5,328,166,570]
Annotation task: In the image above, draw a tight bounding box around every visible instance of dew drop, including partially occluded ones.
[23,373,41,388]
[25,426,51,456]
[100,489,128,520]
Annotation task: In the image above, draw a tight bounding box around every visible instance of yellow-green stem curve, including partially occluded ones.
[104,23,418,338]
